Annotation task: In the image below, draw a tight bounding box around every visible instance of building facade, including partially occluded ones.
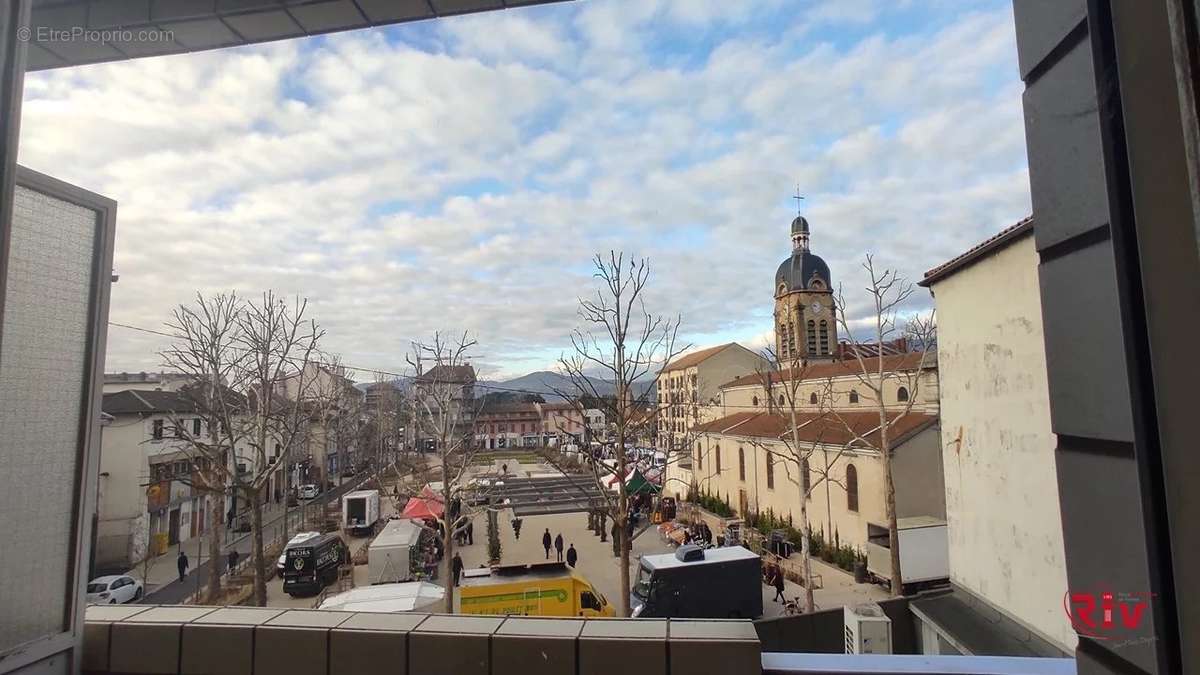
[411,364,477,451]
[474,402,543,449]
[915,219,1074,656]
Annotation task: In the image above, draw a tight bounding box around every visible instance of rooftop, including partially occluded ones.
[694,410,938,448]
[919,217,1034,287]
[721,352,934,390]
[662,343,739,373]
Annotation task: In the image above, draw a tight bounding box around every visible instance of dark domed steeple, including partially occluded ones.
[776,214,831,294]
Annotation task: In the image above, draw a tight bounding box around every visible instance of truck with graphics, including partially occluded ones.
[458,562,615,617]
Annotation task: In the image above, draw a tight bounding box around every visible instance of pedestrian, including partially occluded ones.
[226,508,234,529]
[452,552,464,587]
[227,549,239,575]
[466,520,474,545]
[542,528,552,559]
[554,533,564,562]
[566,544,578,568]
[424,549,438,580]
[772,566,786,603]
[177,550,189,582]
[501,463,508,475]
[512,517,523,540]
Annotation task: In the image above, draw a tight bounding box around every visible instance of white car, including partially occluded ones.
[298,484,320,500]
[86,575,143,604]
[277,531,322,572]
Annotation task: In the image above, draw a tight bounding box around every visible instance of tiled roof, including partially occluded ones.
[662,343,736,373]
[477,402,540,417]
[721,352,933,389]
[695,410,937,448]
[417,364,477,383]
[919,217,1034,287]
[102,390,196,415]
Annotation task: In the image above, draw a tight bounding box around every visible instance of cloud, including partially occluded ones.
[18,0,1029,380]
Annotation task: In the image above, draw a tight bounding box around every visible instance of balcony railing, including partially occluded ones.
[83,606,1076,675]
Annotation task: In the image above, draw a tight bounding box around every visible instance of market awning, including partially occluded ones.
[402,496,444,520]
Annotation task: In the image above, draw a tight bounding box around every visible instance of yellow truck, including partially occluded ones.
[458,562,615,617]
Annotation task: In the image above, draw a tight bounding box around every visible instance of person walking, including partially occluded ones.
[772,566,787,603]
[512,517,523,540]
[542,528,552,559]
[466,520,474,545]
[554,533,564,562]
[226,549,239,575]
[452,552,464,587]
[176,550,189,582]
[566,544,578,568]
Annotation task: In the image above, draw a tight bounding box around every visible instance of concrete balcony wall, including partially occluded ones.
[83,606,762,675]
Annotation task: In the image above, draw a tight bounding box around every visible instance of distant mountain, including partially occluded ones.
[478,370,656,403]
[355,370,656,403]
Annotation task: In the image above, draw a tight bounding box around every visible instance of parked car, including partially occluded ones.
[86,575,143,604]
[298,484,320,500]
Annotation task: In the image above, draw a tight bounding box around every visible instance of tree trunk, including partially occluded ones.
[249,487,267,606]
[880,415,902,596]
[206,494,224,602]
[615,362,631,617]
[442,479,455,613]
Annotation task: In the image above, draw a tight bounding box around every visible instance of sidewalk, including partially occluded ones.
[140,476,361,604]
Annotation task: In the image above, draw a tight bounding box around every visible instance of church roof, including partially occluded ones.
[719,352,935,389]
[775,251,832,294]
[694,410,938,448]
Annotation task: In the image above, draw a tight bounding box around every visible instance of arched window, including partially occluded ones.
[778,394,785,406]
[787,324,796,355]
[765,453,775,489]
[897,386,909,402]
[819,320,829,355]
[806,320,817,354]
[849,389,859,404]
[715,445,721,473]
[738,447,746,481]
[752,395,759,407]
[846,464,859,512]
[809,392,818,405]
[802,458,811,495]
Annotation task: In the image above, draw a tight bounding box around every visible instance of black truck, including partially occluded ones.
[282,533,348,596]
[630,544,763,619]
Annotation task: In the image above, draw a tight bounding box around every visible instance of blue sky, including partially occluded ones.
[18,0,1031,380]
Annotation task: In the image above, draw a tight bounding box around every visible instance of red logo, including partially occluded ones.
[1064,586,1153,639]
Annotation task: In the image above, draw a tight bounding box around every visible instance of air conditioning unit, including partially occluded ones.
[844,602,892,654]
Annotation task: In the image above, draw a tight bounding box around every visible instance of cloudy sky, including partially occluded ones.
[18,0,1031,381]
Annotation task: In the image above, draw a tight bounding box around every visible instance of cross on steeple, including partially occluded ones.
[792,185,805,214]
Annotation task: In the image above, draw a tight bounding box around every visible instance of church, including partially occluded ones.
[773,213,837,361]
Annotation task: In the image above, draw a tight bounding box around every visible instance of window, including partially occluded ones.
[715,445,721,473]
[846,464,859,512]
[806,319,817,354]
[738,447,745,481]
[819,320,829,355]
[696,442,702,470]
[897,386,909,402]
[778,394,784,406]
[766,453,775,489]
[152,419,164,440]
[802,458,811,495]
[580,591,601,611]
[809,392,818,405]
[752,395,759,406]
[849,390,859,404]
[192,418,201,436]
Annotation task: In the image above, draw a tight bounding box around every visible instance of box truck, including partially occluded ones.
[342,489,381,536]
[865,516,949,593]
[368,519,424,584]
[631,545,763,619]
[458,562,615,617]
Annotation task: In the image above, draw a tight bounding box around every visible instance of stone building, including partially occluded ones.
[914,218,1074,656]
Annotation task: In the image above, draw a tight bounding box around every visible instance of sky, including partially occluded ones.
[17,0,1032,382]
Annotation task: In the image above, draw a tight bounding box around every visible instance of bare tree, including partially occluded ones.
[833,255,936,596]
[404,331,487,613]
[745,350,849,613]
[554,252,685,617]
[159,292,249,602]
[237,292,324,605]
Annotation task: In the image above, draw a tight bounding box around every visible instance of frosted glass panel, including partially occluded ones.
[0,185,98,651]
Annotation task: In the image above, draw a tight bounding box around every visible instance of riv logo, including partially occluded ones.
[1064,586,1154,639]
